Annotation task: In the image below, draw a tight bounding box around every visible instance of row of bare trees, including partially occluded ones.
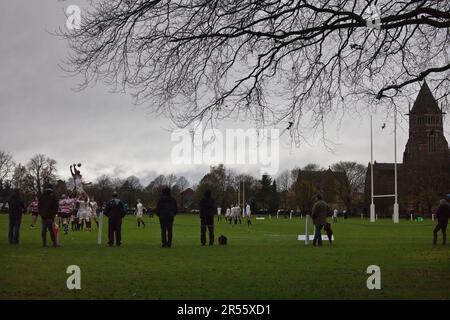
[0,149,366,212]
[0,151,57,200]
[276,161,366,212]
[86,173,191,209]
[193,162,366,214]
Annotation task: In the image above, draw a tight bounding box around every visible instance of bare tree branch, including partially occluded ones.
[60,0,450,142]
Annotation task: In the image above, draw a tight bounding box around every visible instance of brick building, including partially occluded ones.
[364,82,450,216]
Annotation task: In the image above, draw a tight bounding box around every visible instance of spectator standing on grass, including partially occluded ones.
[311,195,328,247]
[156,187,178,248]
[8,189,25,245]
[38,184,59,247]
[199,189,215,246]
[104,192,126,247]
[433,199,450,245]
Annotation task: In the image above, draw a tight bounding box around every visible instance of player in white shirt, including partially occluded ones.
[135,199,146,228]
[89,197,99,228]
[217,207,222,222]
[77,193,91,231]
[231,206,237,224]
[245,203,252,226]
[333,208,338,223]
[232,205,242,225]
[225,207,231,224]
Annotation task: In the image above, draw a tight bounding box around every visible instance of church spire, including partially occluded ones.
[410,81,441,115]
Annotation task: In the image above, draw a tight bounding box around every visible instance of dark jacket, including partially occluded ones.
[8,193,25,217]
[38,189,59,219]
[104,198,126,221]
[436,203,450,223]
[311,200,328,226]
[199,192,215,223]
[156,189,178,220]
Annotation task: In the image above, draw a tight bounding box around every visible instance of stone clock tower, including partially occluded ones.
[403,81,449,165]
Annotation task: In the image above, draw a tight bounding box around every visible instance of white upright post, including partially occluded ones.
[237,181,240,208]
[242,181,245,214]
[393,106,400,224]
[97,211,103,245]
[410,214,413,222]
[290,211,293,220]
[370,115,376,222]
[305,215,310,245]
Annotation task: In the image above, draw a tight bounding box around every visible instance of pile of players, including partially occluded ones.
[222,203,252,226]
[29,192,99,235]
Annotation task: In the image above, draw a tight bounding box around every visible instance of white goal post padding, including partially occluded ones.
[297,235,334,241]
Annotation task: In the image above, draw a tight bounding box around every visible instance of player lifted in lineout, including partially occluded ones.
[70,163,91,194]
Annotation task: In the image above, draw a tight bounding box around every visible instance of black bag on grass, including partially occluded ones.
[218,235,227,245]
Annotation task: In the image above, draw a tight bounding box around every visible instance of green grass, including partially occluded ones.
[0,214,449,300]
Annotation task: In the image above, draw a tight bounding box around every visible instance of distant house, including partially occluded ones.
[180,188,195,211]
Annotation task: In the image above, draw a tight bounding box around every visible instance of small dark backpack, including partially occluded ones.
[218,235,227,245]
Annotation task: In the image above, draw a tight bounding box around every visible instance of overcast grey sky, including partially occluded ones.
[1,1,447,187]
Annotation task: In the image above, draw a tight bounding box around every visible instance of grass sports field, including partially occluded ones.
[0,214,449,300]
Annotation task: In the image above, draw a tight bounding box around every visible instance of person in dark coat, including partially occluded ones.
[311,194,328,247]
[433,199,450,245]
[8,189,25,244]
[103,192,126,247]
[156,187,178,248]
[199,189,215,246]
[38,184,59,247]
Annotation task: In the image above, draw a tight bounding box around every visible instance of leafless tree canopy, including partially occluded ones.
[331,161,366,192]
[62,0,450,141]
[0,151,15,183]
[26,154,57,194]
